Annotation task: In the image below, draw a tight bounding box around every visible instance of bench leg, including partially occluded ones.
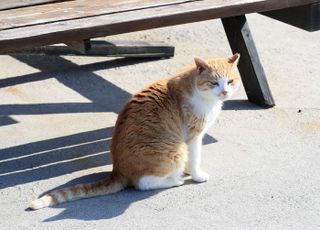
[221,15,275,107]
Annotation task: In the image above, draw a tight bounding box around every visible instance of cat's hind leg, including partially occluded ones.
[137,171,184,191]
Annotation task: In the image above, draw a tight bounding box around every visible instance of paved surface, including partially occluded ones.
[0,14,319,230]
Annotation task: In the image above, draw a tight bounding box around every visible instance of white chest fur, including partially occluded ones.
[189,92,223,132]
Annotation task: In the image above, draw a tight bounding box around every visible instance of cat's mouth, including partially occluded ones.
[218,92,230,101]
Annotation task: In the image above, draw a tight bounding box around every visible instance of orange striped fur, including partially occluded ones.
[28,54,240,210]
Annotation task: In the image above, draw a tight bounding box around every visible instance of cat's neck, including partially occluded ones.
[189,89,223,117]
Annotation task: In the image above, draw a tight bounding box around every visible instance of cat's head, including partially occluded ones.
[193,54,241,101]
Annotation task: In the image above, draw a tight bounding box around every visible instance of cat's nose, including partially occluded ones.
[221,90,228,96]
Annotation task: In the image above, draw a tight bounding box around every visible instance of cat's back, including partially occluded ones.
[111,77,183,154]
[121,77,177,122]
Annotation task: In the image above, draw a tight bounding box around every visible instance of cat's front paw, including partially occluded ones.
[191,171,209,183]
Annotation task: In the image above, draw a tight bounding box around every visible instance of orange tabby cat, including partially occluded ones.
[29,53,241,209]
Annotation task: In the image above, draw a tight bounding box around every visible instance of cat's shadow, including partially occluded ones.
[34,133,216,222]
[41,172,157,221]
[16,131,215,221]
[39,172,195,221]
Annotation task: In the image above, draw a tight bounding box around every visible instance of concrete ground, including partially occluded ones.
[0,14,319,230]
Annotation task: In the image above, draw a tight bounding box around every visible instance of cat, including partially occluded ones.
[28,53,241,210]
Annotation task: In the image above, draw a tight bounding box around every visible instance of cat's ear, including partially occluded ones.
[228,53,240,66]
[194,57,209,74]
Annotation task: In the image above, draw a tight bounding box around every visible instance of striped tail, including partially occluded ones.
[28,175,127,210]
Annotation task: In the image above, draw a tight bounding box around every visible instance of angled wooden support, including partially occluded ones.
[65,39,92,54]
[222,15,275,108]
[13,40,175,58]
[260,2,320,32]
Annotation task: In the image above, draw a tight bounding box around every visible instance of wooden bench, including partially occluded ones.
[1,0,319,107]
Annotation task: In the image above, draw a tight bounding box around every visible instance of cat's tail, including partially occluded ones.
[28,173,127,210]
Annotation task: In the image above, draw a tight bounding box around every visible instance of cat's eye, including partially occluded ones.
[228,79,234,84]
[210,82,219,86]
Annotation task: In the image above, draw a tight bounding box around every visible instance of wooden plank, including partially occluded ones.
[0,0,70,11]
[11,40,175,58]
[222,15,275,107]
[260,2,320,32]
[0,0,317,53]
[0,0,316,31]
[0,0,189,30]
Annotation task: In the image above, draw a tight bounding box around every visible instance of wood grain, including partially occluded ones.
[0,0,191,30]
[0,0,70,11]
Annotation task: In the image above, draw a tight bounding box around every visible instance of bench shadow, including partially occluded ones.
[0,56,164,127]
[0,56,152,117]
[0,127,113,189]
[223,99,264,110]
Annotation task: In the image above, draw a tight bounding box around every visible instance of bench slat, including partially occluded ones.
[0,0,70,11]
[0,0,187,30]
[0,0,317,53]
